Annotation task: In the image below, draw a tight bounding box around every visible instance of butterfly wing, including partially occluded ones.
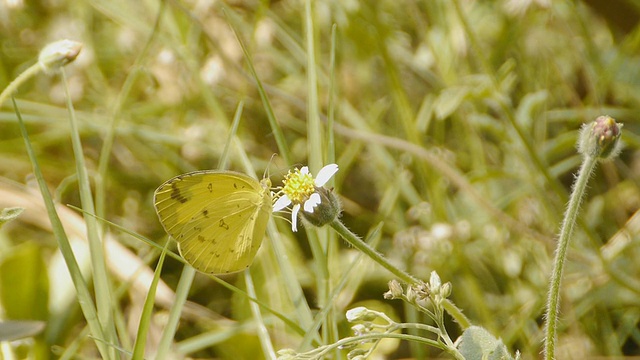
[154,171,272,274]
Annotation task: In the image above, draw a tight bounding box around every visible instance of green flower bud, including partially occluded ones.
[441,282,452,298]
[300,186,341,228]
[578,115,623,160]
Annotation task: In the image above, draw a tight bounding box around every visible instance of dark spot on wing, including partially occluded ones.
[203,209,209,218]
[233,182,247,190]
[207,182,213,193]
[170,183,189,204]
[219,219,229,230]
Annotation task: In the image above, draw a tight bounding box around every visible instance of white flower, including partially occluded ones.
[273,164,339,232]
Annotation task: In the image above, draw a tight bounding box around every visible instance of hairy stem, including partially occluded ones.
[543,154,597,359]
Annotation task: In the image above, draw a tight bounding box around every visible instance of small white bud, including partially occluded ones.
[429,271,442,291]
[346,307,369,322]
[38,39,82,73]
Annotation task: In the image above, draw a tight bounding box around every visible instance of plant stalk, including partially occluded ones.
[543,154,597,359]
[329,219,471,329]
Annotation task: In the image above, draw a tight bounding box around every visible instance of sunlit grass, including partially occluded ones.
[1,0,639,358]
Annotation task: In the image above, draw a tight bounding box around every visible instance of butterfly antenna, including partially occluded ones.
[264,153,278,179]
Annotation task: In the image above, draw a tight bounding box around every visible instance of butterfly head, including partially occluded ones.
[259,177,272,190]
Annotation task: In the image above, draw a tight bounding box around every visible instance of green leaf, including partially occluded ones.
[456,326,513,360]
[0,243,49,321]
[434,86,470,120]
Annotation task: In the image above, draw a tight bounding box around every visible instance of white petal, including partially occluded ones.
[273,195,292,211]
[304,193,321,213]
[300,166,309,175]
[315,164,338,186]
[291,204,300,232]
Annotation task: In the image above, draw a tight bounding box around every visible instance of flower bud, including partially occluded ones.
[300,186,341,228]
[346,306,377,322]
[350,324,368,336]
[38,39,82,73]
[384,279,403,299]
[405,285,417,303]
[429,271,442,293]
[441,282,452,298]
[413,281,429,300]
[578,115,623,160]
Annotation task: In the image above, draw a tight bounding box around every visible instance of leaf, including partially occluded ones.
[0,243,49,321]
[456,326,514,360]
[434,86,470,120]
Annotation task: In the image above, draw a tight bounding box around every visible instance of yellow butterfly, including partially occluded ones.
[154,171,272,274]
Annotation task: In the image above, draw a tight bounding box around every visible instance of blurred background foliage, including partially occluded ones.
[1,0,640,358]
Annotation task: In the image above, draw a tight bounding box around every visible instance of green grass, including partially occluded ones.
[1,0,640,358]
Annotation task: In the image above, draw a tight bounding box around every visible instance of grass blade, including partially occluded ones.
[13,98,110,358]
[132,242,169,360]
[61,69,118,356]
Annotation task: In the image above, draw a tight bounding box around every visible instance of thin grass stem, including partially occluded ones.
[61,69,118,355]
[13,99,110,358]
[132,242,169,360]
[156,265,196,360]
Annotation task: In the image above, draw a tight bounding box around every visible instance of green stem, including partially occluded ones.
[316,332,447,358]
[0,63,42,109]
[443,299,472,330]
[329,219,472,330]
[244,270,276,359]
[543,154,598,359]
[330,219,418,285]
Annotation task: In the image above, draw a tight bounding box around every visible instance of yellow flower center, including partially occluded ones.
[282,168,316,204]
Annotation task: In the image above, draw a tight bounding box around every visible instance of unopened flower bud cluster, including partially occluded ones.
[383,271,451,307]
[578,115,623,160]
